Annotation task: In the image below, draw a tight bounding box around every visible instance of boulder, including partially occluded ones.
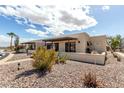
[91,50,99,54]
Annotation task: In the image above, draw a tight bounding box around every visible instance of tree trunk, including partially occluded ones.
[10,36,13,50]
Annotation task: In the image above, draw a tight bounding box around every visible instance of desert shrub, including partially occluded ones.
[55,52,69,64]
[58,54,68,64]
[113,53,121,62]
[14,45,25,53]
[83,72,99,88]
[14,46,19,53]
[32,46,56,72]
[117,57,121,61]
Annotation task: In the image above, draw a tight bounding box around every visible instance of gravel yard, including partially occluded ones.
[7,53,31,62]
[0,60,124,88]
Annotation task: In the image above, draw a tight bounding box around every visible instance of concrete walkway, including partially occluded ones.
[0,53,14,63]
[0,58,33,65]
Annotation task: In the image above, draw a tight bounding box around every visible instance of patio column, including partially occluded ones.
[68,40,70,52]
[45,41,46,46]
[33,43,35,50]
[52,41,54,49]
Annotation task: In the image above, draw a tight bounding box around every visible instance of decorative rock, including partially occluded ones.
[91,50,99,54]
[0,59,124,88]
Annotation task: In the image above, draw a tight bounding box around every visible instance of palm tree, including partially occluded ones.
[7,32,16,50]
[14,35,20,53]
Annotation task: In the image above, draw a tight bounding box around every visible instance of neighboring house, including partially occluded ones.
[21,40,45,50]
[42,32,107,65]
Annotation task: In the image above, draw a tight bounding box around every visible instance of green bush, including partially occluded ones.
[32,47,56,72]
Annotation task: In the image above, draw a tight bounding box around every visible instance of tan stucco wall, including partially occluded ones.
[59,52,105,65]
[90,35,107,53]
[35,41,43,49]
[59,42,65,52]
[72,33,90,53]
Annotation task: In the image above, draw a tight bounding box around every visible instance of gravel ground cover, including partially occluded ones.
[0,60,124,88]
[7,53,31,62]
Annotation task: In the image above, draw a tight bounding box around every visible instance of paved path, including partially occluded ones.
[0,58,33,65]
[0,53,14,63]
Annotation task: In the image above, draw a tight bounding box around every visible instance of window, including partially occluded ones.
[47,43,53,49]
[46,43,59,51]
[54,43,59,51]
[65,42,76,52]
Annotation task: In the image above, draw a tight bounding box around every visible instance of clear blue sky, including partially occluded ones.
[0,5,124,46]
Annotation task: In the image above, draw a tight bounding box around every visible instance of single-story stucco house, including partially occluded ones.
[22,32,107,65]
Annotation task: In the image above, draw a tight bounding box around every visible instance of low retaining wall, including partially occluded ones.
[59,52,105,65]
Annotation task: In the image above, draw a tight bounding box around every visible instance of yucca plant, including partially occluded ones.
[32,47,56,72]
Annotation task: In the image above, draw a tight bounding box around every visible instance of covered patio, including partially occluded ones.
[21,41,36,50]
[42,37,78,52]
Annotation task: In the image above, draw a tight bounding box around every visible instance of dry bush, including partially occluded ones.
[83,72,99,88]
